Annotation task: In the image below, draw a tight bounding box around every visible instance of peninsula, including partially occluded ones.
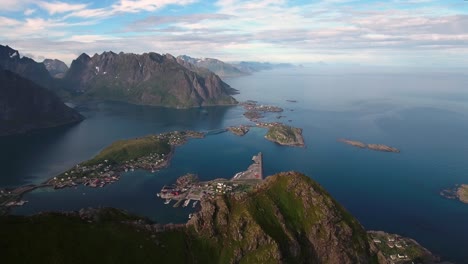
[264,123,305,147]
[339,139,400,153]
[48,131,204,189]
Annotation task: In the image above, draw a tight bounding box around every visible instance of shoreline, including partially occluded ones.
[0,131,203,215]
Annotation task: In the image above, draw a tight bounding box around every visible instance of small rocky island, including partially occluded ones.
[241,101,283,122]
[440,184,468,204]
[264,123,305,147]
[227,125,250,136]
[339,139,400,153]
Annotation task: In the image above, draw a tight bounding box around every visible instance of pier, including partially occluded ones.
[156,153,264,206]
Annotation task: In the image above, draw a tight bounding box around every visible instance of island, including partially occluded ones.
[241,101,283,122]
[227,125,250,136]
[339,139,400,153]
[440,184,468,204]
[48,131,205,189]
[264,123,305,147]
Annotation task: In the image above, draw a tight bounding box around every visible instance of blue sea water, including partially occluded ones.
[2,67,468,263]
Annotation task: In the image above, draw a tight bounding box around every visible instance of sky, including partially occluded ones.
[1,0,468,66]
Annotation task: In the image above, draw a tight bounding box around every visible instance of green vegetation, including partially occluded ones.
[84,136,171,166]
[4,173,440,263]
[368,231,438,263]
[265,124,305,147]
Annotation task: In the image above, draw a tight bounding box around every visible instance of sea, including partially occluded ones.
[1,66,468,263]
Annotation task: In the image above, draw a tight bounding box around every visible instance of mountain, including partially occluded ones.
[232,61,294,73]
[42,59,69,78]
[64,51,238,108]
[0,69,83,136]
[0,44,55,90]
[0,172,442,263]
[177,55,247,77]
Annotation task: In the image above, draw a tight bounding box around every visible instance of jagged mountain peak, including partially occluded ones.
[63,50,238,108]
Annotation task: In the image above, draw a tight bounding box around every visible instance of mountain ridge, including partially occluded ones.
[0,69,83,136]
[64,51,238,108]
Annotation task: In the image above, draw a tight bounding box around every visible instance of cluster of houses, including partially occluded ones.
[156,130,204,146]
[372,235,410,263]
[241,101,283,113]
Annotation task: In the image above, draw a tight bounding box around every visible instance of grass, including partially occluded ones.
[84,136,171,166]
[0,211,168,264]
[265,124,302,145]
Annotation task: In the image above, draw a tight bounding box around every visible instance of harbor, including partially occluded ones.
[157,152,263,206]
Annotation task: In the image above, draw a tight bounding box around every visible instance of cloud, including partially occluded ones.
[126,13,234,31]
[24,8,36,16]
[0,0,34,11]
[112,0,197,13]
[63,0,198,19]
[2,0,468,66]
[37,1,88,15]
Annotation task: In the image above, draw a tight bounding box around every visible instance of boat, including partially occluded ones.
[192,200,198,208]
[188,213,193,219]
[182,199,191,207]
[164,199,171,204]
[156,193,160,197]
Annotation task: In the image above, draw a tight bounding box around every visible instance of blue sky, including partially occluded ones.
[1,0,467,66]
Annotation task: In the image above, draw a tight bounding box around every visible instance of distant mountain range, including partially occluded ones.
[0,43,296,134]
[177,55,246,77]
[177,55,296,77]
[0,69,83,136]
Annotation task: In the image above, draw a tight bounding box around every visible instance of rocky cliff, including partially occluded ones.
[0,172,442,263]
[42,59,69,78]
[188,172,373,263]
[0,45,54,90]
[0,69,83,136]
[64,51,238,108]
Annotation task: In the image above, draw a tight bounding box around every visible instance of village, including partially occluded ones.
[48,130,205,190]
[157,153,263,212]
[369,231,436,264]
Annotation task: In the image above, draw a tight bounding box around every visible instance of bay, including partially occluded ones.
[3,67,468,263]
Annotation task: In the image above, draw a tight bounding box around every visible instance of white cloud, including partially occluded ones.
[63,0,198,19]
[37,1,88,15]
[66,34,118,43]
[0,0,34,11]
[24,8,36,16]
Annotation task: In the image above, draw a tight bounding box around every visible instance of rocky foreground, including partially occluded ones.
[0,172,442,263]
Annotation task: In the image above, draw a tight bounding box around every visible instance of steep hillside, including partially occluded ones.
[0,69,83,136]
[64,51,238,108]
[0,45,54,89]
